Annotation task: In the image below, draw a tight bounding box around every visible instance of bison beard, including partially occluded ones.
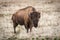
[12,6,40,33]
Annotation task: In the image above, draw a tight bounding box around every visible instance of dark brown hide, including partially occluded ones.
[29,12,40,28]
[12,6,40,33]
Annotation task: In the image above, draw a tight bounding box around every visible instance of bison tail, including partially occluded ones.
[11,14,15,20]
[11,15,13,20]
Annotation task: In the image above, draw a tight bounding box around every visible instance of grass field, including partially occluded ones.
[0,0,60,40]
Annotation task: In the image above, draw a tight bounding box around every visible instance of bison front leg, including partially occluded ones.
[30,26,32,32]
[25,24,29,33]
[24,20,29,33]
[29,22,33,33]
[13,23,18,33]
[26,27,29,33]
[28,18,33,33]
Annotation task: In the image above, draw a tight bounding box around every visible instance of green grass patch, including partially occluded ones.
[54,37,57,40]
[46,37,49,40]
[36,37,39,40]
[32,38,34,40]
[42,38,44,40]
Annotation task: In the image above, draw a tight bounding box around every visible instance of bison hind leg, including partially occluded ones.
[13,23,18,33]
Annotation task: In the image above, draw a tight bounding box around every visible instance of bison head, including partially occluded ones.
[30,11,40,28]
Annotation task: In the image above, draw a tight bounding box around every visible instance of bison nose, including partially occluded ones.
[34,24,38,28]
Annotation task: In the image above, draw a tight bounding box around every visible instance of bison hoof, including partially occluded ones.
[14,31,16,33]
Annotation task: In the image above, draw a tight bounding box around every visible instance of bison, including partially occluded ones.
[12,6,40,33]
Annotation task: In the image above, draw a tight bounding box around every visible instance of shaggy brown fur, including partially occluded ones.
[12,6,40,33]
